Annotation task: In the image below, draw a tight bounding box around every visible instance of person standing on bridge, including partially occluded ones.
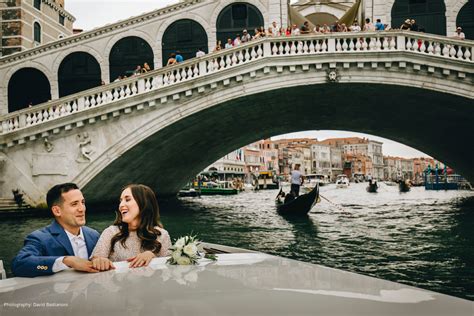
[290,164,304,197]
[12,183,102,277]
[91,184,171,269]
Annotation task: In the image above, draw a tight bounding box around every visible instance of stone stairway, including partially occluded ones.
[0,198,28,211]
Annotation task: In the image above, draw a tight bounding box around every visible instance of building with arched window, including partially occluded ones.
[0,0,75,56]
[294,0,473,38]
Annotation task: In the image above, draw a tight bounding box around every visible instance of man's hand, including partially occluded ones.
[91,257,115,271]
[127,251,156,268]
[63,256,100,273]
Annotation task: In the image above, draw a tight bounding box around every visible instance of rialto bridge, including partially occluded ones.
[0,1,472,207]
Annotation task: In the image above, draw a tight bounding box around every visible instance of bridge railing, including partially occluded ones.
[1,31,472,137]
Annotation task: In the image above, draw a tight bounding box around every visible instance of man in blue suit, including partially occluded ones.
[12,183,102,277]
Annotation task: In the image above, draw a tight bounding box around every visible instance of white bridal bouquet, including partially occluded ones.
[166,235,217,265]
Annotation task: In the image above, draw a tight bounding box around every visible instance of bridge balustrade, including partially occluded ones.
[0,31,472,137]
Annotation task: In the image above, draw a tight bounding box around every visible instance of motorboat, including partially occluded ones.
[0,243,471,315]
[275,185,319,216]
[336,174,350,188]
[256,171,279,190]
[305,174,330,187]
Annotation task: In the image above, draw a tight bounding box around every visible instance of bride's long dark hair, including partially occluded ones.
[109,184,163,256]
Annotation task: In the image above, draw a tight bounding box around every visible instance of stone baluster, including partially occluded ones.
[244,48,251,61]
[272,43,278,55]
[464,47,472,61]
[84,96,91,108]
[66,102,72,113]
[341,39,348,51]
[309,40,315,53]
[336,39,342,51]
[175,69,182,82]
[456,46,464,59]
[419,40,426,53]
[180,68,187,80]
[231,53,238,65]
[90,95,97,107]
[368,38,376,51]
[284,42,291,55]
[213,58,219,71]
[169,72,176,84]
[427,41,434,54]
[449,45,456,57]
[315,40,321,52]
[206,60,214,73]
[218,57,224,69]
[238,50,244,63]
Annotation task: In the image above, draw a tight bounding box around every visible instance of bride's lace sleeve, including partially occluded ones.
[91,226,117,259]
[158,228,172,257]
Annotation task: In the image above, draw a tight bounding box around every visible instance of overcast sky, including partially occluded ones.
[65,0,430,158]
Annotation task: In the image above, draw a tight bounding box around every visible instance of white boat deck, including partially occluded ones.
[0,250,471,315]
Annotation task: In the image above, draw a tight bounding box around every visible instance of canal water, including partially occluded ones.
[1,183,473,300]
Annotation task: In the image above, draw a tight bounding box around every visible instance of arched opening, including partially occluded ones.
[109,36,154,82]
[306,13,338,26]
[8,68,51,112]
[391,0,446,35]
[58,52,102,98]
[161,19,208,66]
[456,0,474,40]
[33,22,41,43]
[216,2,264,46]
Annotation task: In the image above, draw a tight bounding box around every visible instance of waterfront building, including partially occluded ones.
[293,0,357,26]
[244,142,263,175]
[0,0,75,56]
[320,137,384,180]
[413,157,435,183]
[383,156,399,181]
[329,147,343,181]
[310,144,332,176]
[294,0,474,39]
[205,149,246,181]
[259,139,279,174]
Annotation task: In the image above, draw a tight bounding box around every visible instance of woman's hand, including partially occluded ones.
[91,257,115,271]
[127,251,156,268]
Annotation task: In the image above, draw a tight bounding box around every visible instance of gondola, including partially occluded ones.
[366,181,378,193]
[275,185,319,216]
[399,181,411,192]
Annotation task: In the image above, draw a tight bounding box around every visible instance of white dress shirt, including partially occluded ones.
[52,228,88,272]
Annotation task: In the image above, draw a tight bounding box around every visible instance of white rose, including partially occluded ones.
[175,238,185,249]
[183,243,198,258]
[177,256,191,265]
[172,250,182,262]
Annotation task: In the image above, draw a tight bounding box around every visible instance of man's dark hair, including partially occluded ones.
[46,183,79,209]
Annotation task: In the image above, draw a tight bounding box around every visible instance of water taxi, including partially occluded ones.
[336,174,350,188]
[0,243,471,315]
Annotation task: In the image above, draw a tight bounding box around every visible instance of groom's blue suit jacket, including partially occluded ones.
[11,220,99,277]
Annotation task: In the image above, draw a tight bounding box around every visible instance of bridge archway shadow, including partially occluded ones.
[7,68,51,112]
[81,83,474,204]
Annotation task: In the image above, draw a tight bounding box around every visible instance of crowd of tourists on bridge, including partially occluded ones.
[112,18,466,83]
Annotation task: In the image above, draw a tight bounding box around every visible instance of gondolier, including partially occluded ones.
[290,164,304,197]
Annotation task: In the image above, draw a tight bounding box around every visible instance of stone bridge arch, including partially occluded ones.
[72,75,473,204]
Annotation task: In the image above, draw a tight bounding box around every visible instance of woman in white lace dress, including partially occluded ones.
[91,184,171,270]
